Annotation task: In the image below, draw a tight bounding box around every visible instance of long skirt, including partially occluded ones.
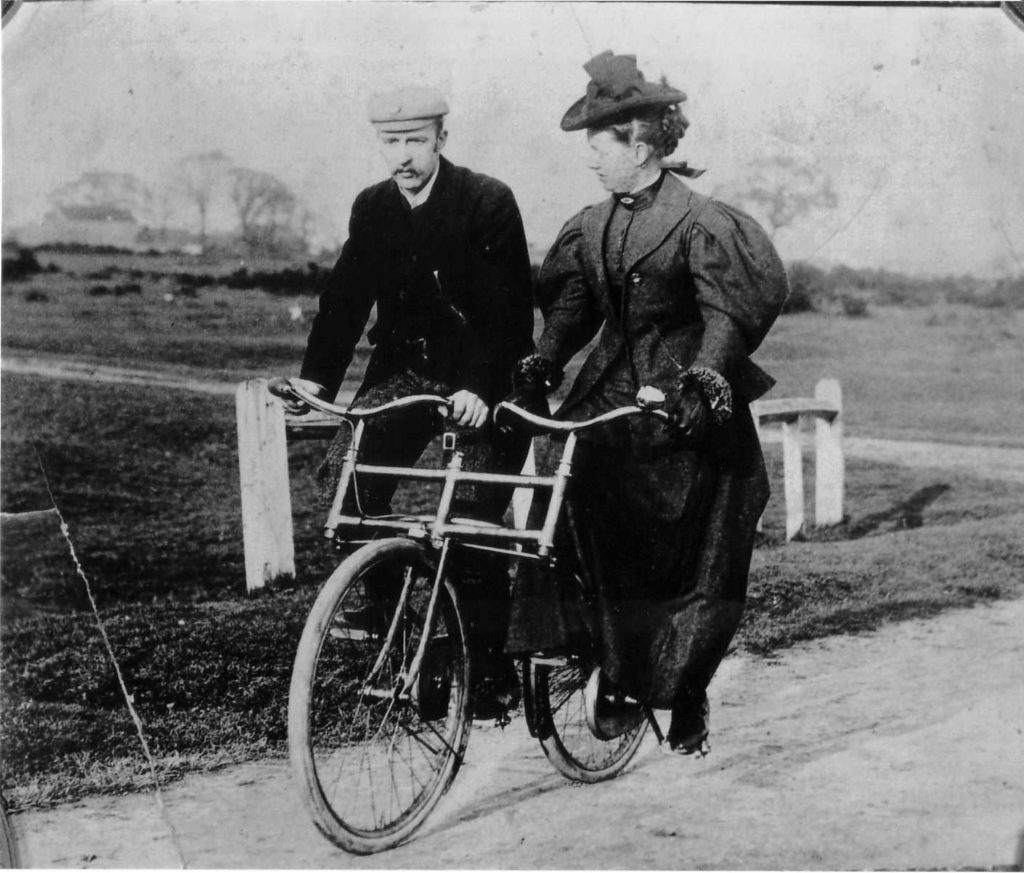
[505,373,768,709]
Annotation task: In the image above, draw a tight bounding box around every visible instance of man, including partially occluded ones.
[273,86,535,715]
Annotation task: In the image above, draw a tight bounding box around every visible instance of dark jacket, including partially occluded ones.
[536,172,788,415]
[509,172,789,707]
[301,156,535,403]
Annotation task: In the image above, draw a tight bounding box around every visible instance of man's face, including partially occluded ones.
[377,123,446,194]
[586,128,644,194]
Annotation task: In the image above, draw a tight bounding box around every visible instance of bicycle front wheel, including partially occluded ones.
[288,538,471,854]
[527,657,647,783]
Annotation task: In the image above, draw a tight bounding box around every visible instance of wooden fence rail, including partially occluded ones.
[752,378,844,541]
[236,377,844,592]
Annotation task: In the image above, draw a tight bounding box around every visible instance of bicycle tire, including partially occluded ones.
[288,538,471,854]
[527,657,647,783]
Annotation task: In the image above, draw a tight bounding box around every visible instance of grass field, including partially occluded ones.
[757,305,1024,448]
[2,252,1023,808]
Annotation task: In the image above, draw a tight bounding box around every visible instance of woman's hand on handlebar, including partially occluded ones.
[268,377,327,415]
[666,385,710,445]
[447,390,489,429]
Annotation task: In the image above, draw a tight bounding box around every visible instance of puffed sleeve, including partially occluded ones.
[688,201,789,355]
[534,209,604,371]
[685,201,789,400]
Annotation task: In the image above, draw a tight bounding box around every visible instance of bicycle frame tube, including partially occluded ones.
[323,427,571,558]
[310,390,669,560]
[324,418,365,537]
[400,539,452,700]
[364,562,418,689]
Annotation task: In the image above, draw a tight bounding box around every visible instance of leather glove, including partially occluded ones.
[665,367,733,447]
[666,386,710,447]
[267,377,326,415]
[497,354,561,434]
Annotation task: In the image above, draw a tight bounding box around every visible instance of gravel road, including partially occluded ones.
[6,354,1023,869]
[11,598,1024,869]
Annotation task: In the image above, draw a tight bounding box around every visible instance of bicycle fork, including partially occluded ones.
[360,539,454,708]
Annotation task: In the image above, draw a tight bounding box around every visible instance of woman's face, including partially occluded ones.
[586,128,644,193]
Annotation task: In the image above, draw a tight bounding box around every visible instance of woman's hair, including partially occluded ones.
[597,100,689,160]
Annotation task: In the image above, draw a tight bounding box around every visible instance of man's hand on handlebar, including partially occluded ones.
[447,390,489,429]
[268,377,327,415]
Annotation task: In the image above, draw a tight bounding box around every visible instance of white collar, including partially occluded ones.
[398,161,441,208]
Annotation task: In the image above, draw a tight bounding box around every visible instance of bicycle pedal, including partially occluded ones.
[329,626,370,641]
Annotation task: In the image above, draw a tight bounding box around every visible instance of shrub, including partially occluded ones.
[840,293,870,317]
[222,263,323,295]
[782,261,825,314]
[2,249,45,281]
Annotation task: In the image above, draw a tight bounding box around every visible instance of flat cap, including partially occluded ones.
[367,86,450,132]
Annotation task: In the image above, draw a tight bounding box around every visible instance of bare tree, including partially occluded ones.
[716,135,839,241]
[229,164,299,251]
[734,154,838,240]
[176,151,233,251]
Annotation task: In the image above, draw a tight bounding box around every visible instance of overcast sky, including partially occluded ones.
[3,1,1023,276]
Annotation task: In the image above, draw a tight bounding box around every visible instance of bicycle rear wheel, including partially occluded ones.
[527,656,647,783]
[288,538,471,854]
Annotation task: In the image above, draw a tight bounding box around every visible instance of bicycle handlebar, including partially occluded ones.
[494,399,671,434]
[279,378,672,434]
[282,380,451,420]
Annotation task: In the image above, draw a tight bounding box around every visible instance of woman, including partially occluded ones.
[507,51,789,754]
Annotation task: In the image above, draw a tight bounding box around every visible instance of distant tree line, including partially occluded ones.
[5,245,1020,313]
[45,153,316,258]
[785,261,1024,314]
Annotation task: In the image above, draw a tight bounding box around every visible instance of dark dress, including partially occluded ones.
[507,172,788,709]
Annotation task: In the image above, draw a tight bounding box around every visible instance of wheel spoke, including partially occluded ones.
[530,659,647,784]
[290,540,471,852]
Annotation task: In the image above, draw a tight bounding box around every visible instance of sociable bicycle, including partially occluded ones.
[280,379,673,854]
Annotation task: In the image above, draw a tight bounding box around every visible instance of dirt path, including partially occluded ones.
[6,353,1024,868]
[10,597,1024,869]
[6,353,1024,482]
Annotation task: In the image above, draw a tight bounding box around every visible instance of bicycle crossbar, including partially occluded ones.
[330,513,549,544]
[353,463,555,489]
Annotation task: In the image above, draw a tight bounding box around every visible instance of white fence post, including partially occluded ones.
[814,378,844,527]
[781,418,805,540]
[236,378,295,593]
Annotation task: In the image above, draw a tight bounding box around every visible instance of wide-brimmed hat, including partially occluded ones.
[560,51,687,132]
